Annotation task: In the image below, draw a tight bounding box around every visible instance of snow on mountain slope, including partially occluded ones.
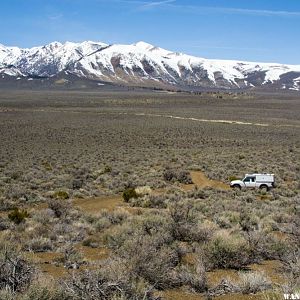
[1,40,300,90]
[12,41,109,77]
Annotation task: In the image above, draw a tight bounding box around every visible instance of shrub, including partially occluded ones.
[0,217,9,231]
[238,271,272,294]
[22,283,69,300]
[117,234,180,289]
[0,244,35,293]
[168,202,207,242]
[243,230,271,261]
[47,199,70,218]
[8,208,29,225]
[55,244,83,269]
[169,202,193,225]
[177,259,207,292]
[105,213,174,251]
[53,190,69,200]
[82,237,99,248]
[205,233,250,270]
[25,237,53,252]
[135,186,152,196]
[95,217,112,231]
[163,169,177,182]
[122,188,138,203]
[0,198,16,211]
[32,209,55,225]
[228,176,240,181]
[71,178,83,190]
[130,195,167,209]
[62,258,157,300]
[104,165,112,173]
[106,209,130,225]
[0,289,14,300]
[177,171,193,184]
[163,169,192,184]
[266,237,290,260]
[42,161,53,171]
[104,213,183,289]
[5,185,27,200]
[280,249,300,281]
[207,278,239,297]
[261,291,284,300]
[239,212,259,232]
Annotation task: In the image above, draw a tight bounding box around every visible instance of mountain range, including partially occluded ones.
[1,40,300,91]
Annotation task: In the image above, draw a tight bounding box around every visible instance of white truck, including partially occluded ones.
[230,174,275,191]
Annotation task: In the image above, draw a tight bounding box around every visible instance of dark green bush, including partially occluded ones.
[72,178,83,190]
[82,237,99,248]
[53,191,69,200]
[8,208,29,225]
[104,165,112,173]
[228,175,240,181]
[122,188,138,203]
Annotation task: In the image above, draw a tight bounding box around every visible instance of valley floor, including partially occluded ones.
[0,90,299,299]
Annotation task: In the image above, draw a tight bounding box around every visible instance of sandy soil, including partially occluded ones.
[73,195,123,213]
[182,171,230,191]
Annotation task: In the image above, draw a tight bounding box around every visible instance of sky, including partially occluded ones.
[0,0,300,64]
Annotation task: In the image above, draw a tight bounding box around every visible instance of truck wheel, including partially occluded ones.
[259,185,269,192]
[233,184,241,190]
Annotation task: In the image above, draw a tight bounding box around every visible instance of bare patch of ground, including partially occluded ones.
[34,252,67,278]
[73,195,123,213]
[182,171,230,191]
[75,245,109,262]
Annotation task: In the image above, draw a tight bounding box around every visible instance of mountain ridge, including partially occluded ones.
[1,40,300,91]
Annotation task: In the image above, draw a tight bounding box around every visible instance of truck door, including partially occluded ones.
[250,176,256,188]
[243,176,256,188]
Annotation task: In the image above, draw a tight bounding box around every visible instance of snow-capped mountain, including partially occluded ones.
[1,40,300,91]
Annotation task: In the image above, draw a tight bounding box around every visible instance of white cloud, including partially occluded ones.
[105,0,300,17]
[107,0,176,10]
[140,0,176,9]
[203,7,300,17]
[48,14,64,20]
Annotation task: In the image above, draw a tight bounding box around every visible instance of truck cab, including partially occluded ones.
[230,174,275,191]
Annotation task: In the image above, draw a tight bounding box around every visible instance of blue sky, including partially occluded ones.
[0,0,300,64]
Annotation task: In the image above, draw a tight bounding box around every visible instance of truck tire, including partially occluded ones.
[233,184,241,190]
[259,184,269,192]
